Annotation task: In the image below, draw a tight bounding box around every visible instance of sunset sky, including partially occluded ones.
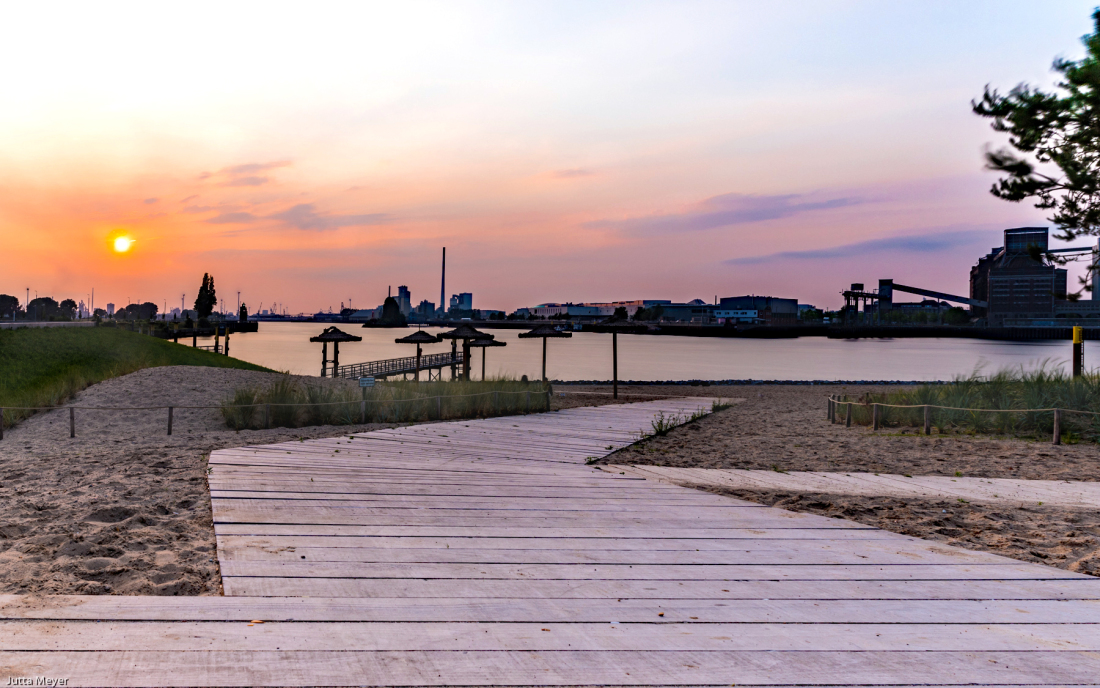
[2,1,1096,314]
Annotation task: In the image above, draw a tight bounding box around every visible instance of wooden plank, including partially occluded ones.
[5,621,1099,652]
[3,595,1097,624]
[4,649,1098,687]
[218,545,1007,565]
[220,576,1100,599]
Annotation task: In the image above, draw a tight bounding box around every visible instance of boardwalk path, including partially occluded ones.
[2,398,1100,686]
[613,465,1100,508]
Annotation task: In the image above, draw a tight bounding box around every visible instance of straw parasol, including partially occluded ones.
[438,324,494,381]
[395,330,441,382]
[309,326,363,377]
[468,338,507,380]
[518,324,572,382]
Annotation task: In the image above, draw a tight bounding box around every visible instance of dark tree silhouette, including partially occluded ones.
[974,10,1100,242]
[194,273,217,318]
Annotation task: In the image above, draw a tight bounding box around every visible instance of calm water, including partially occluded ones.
[205,322,1092,381]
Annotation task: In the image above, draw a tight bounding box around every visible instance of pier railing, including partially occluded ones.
[333,351,463,380]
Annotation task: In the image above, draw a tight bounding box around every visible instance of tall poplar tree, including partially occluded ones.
[194,273,217,318]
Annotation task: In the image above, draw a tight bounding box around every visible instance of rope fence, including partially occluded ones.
[825,395,1100,445]
[0,389,552,440]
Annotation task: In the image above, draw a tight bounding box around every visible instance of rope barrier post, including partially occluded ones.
[167,406,173,436]
[826,396,832,421]
[1053,408,1062,445]
[69,407,75,438]
[924,405,931,435]
[845,402,852,427]
[872,403,880,431]
[264,404,270,430]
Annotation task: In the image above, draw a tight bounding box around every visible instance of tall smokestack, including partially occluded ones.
[440,247,446,315]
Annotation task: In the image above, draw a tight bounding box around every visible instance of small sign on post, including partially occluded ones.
[359,376,375,388]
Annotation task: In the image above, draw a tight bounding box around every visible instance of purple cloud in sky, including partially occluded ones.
[725,229,991,265]
[586,192,862,234]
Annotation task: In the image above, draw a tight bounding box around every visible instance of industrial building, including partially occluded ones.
[719,295,799,325]
[969,227,1099,326]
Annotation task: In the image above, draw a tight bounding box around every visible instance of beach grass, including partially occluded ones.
[841,363,1100,440]
[0,326,270,427]
[220,377,551,429]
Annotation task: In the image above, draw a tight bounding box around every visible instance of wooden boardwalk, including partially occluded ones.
[2,398,1100,686]
[613,465,1100,508]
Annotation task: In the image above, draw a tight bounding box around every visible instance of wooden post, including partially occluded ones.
[333,342,340,377]
[1053,408,1062,445]
[872,403,880,431]
[224,330,230,357]
[415,345,422,383]
[264,404,271,430]
[69,407,75,438]
[482,347,486,381]
[450,340,457,380]
[924,405,931,435]
[1073,326,1084,378]
[321,341,328,378]
[541,337,547,382]
[826,396,831,419]
[828,396,835,423]
[167,406,174,436]
[612,331,618,399]
[192,333,197,347]
[462,340,471,381]
[845,402,852,427]
[214,332,220,354]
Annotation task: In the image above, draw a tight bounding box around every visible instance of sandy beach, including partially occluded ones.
[0,366,403,596]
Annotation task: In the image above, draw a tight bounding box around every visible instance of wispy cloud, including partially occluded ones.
[587,192,862,235]
[725,229,991,265]
[205,211,259,224]
[143,197,158,204]
[222,161,291,176]
[200,203,392,231]
[198,160,293,187]
[220,175,270,187]
[270,203,392,230]
[553,168,595,179]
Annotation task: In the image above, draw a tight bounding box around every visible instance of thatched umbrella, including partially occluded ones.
[468,338,507,380]
[395,330,441,382]
[309,326,363,377]
[438,324,494,381]
[518,324,572,382]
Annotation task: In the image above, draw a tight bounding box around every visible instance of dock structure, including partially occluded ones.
[2,398,1100,686]
[333,349,464,381]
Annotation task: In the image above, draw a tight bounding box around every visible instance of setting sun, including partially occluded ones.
[113,236,134,253]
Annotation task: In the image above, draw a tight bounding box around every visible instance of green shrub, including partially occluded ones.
[220,377,550,429]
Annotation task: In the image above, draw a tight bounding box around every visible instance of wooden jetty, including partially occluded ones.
[1,397,1099,686]
[333,349,464,380]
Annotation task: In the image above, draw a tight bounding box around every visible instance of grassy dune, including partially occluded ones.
[0,326,269,426]
[843,364,1100,441]
[221,377,551,429]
